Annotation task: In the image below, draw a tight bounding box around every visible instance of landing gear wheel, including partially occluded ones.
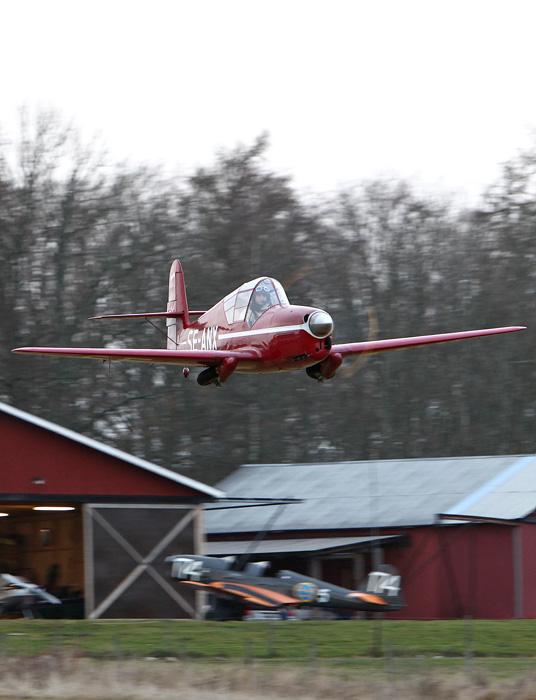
[197,366,220,386]
[306,364,324,381]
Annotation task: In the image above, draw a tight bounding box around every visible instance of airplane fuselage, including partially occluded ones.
[169,554,402,614]
[178,304,334,373]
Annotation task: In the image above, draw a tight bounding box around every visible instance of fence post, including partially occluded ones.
[464,615,474,677]
[243,638,252,665]
[371,615,384,657]
[266,622,276,658]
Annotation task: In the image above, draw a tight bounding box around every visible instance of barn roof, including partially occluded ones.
[205,455,536,533]
[0,402,223,500]
[204,535,401,556]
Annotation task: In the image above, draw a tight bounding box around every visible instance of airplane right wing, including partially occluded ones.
[12,347,258,367]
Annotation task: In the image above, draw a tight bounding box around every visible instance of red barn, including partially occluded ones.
[205,458,536,619]
[0,402,223,619]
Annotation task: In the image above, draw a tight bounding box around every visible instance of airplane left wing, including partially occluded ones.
[181,580,300,608]
[332,326,526,357]
[11,347,258,367]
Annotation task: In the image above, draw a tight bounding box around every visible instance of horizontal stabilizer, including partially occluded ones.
[353,564,404,611]
[90,310,207,320]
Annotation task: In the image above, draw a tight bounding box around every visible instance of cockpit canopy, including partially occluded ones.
[223,278,289,326]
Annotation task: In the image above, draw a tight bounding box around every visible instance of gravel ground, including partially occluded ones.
[3,656,536,700]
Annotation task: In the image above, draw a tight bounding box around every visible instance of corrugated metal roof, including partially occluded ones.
[205,535,399,556]
[0,402,223,500]
[206,456,536,533]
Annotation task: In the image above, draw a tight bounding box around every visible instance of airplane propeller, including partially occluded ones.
[340,307,379,378]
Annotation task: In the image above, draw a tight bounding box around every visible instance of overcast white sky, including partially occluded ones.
[2,0,536,204]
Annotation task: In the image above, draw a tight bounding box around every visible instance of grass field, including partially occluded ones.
[2,620,536,699]
[0,618,535,660]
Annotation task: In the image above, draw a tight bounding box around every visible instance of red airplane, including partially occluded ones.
[13,259,526,386]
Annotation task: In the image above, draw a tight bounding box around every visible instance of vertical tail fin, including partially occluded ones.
[167,259,190,349]
[362,565,404,610]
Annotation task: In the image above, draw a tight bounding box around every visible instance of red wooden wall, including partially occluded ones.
[0,412,201,499]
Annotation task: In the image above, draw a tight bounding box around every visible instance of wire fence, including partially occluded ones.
[1,618,536,698]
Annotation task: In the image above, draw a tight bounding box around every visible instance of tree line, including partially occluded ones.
[1,113,533,484]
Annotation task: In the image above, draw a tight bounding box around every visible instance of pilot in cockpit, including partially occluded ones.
[248,282,272,324]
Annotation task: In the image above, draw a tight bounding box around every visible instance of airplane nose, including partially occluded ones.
[307,310,334,339]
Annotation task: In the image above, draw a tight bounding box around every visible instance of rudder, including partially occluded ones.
[167,260,190,348]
